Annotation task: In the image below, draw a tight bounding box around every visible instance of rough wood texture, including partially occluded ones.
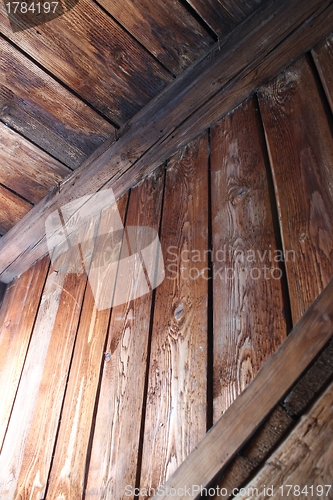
[0,257,49,449]
[185,0,264,36]
[0,184,32,233]
[46,194,128,500]
[140,133,209,494]
[0,36,115,169]
[0,0,172,126]
[150,277,333,500]
[211,98,287,419]
[234,380,333,500]
[1,0,332,283]
[258,56,333,323]
[312,33,333,114]
[85,165,165,500]
[0,123,70,203]
[96,0,213,75]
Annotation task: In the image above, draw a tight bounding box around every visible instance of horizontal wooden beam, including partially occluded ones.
[149,277,333,500]
[0,0,333,282]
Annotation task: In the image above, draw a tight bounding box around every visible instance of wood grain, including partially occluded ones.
[312,33,333,114]
[0,0,172,125]
[185,0,264,36]
[139,133,209,495]
[0,36,115,169]
[149,277,333,500]
[0,183,32,233]
[95,0,213,75]
[234,380,333,500]
[46,193,128,500]
[0,0,331,283]
[258,56,333,323]
[0,256,49,450]
[0,122,70,203]
[210,98,287,419]
[85,164,165,500]
[12,217,102,500]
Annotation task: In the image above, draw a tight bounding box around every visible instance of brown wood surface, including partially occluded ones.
[0,256,49,450]
[185,0,264,36]
[258,56,333,324]
[0,0,172,126]
[12,221,98,499]
[46,193,128,500]
[234,380,333,500]
[0,123,70,203]
[210,98,287,419]
[0,0,331,283]
[139,133,209,495]
[312,33,333,114]
[85,165,165,500]
[96,0,213,75]
[0,183,32,233]
[149,277,333,500]
[0,36,115,169]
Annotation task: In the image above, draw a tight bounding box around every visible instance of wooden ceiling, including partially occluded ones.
[0,0,268,236]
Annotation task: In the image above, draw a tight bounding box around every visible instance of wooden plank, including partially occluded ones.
[0,184,32,233]
[258,56,333,323]
[210,98,287,419]
[149,277,333,500]
[0,122,70,204]
[0,256,49,449]
[96,0,213,75]
[312,33,333,113]
[0,209,103,498]
[0,36,115,169]
[185,0,264,37]
[46,193,128,500]
[233,380,333,499]
[85,164,165,500]
[139,133,209,492]
[0,0,332,283]
[0,0,172,126]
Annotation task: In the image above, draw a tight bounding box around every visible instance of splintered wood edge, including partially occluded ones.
[150,278,333,500]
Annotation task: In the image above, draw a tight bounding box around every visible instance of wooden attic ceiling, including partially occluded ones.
[0,0,268,236]
[0,0,333,282]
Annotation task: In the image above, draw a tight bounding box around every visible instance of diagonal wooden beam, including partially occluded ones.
[149,277,333,500]
[1,0,333,282]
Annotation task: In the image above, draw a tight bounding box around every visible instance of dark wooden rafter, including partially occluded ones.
[1,0,333,283]
[149,277,333,500]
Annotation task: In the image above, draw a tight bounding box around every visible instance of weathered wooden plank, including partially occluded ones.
[0,0,172,126]
[0,0,332,283]
[96,0,213,75]
[0,122,70,203]
[12,219,99,500]
[0,36,115,169]
[0,184,32,233]
[210,98,287,419]
[312,33,333,114]
[85,165,165,500]
[149,277,333,500]
[139,133,209,494]
[0,256,49,449]
[46,193,128,500]
[258,56,333,323]
[233,380,333,499]
[185,0,264,36]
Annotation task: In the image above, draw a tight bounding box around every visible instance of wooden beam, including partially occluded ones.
[1,0,333,283]
[147,277,333,500]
